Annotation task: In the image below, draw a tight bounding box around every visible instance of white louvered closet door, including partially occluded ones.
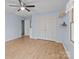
[32,14,57,40]
[46,16,56,40]
[38,16,47,39]
[37,16,57,40]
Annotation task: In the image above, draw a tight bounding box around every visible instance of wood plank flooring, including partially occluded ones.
[5,36,69,59]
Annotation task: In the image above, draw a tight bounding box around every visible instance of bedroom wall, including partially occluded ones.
[63,16,74,59]
[56,15,74,59]
[64,1,74,59]
[31,12,67,41]
[31,12,73,59]
[5,13,24,41]
[31,12,61,41]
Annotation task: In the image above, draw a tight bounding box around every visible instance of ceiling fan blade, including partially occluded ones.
[23,2,26,6]
[25,8,30,12]
[18,0,22,6]
[25,5,35,7]
[17,8,21,12]
[9,5,20,7]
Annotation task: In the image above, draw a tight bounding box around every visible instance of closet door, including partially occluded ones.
[46,16,56,40]
[36,16,46,39]
[25,19,30,36]
[37,16,57,40]
[32,15,56,40]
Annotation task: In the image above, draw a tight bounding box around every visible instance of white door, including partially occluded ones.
[35,15,57,40]
[31,15,57,41]
[46,16,56,40]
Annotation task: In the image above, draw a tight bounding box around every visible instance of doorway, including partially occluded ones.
[21,20,25,36]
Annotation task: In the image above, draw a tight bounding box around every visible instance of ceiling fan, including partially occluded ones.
[9,0,35,12]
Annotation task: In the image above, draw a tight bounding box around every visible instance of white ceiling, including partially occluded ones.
[5,0,69,17]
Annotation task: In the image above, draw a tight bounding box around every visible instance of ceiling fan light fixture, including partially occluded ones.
[9,0,35,12]
[20,7,25,10]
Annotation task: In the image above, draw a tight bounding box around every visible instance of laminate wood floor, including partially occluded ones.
[5,36,69,59]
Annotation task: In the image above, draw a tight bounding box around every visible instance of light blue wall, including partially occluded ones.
[5,13,24,41]
[56,15,74,59]
[63,16,74,59]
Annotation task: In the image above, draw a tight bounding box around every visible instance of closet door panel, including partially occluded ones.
[37,16,46,39]
[46,16,56,40]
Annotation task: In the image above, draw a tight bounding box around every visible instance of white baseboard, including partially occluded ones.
[63,44,71,59]
[30,36,62,43]
[5,35,21,42]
